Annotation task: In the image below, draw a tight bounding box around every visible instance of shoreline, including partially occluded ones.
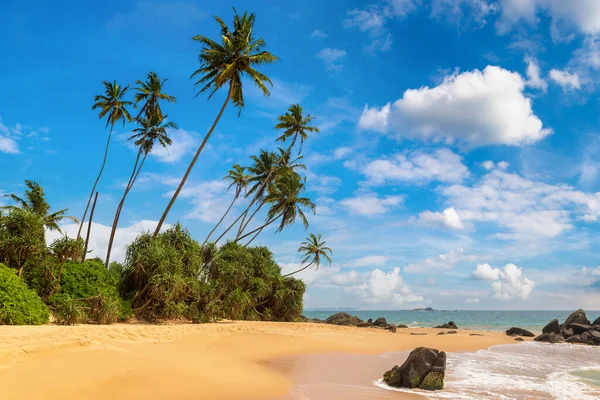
[0,321,520,399]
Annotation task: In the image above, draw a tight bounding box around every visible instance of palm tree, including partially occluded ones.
[104,114,176,266]
[49,236,85,296]
[203,164,250,245]
[236,171,315,245]
[78,81,132,239]
[2,180,77,233]
[282,234,332,277]
[134,71,176,120]
[153,9,278,237]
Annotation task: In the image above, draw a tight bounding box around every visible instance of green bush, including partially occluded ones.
[0,263,49,325]
[52,293,86,325]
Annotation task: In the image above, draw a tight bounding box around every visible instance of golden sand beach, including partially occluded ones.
[0,321,520,399]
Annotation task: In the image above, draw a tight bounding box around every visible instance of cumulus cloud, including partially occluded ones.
[405,247,475,273]
[46,220,169,263]
[0,117,50,154]
[473,263,536,300]
[340,194,404,216]
[524,57,548,91]
[311,29,328,39]
[174,180,233,223]
[346,255,389,268]
[418,207,465,230]
[549,69,581,90]
[358,66,551,146]
[317,48,347,72]
[150,128,198,163]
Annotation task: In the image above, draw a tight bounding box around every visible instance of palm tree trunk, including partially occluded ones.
[234,213,281,243]
[214,210,245,245]
[153,86,233,237]
[236,202,265,240]
[77,124,114,239]
[203,190,239,246]
[105,150,145,267]
[55,259,67,290]
[243,226,264,247]
[281,261,315,277]
[81,191,99,263]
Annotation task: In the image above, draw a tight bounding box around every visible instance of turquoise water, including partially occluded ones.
[303,310,600,332]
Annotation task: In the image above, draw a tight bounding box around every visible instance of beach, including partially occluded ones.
[0,321,516,399]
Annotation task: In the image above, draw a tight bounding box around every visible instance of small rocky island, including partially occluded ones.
[534,309,600,345]
[382,347,446,391]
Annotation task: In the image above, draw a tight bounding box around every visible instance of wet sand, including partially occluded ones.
[0,322,518,399]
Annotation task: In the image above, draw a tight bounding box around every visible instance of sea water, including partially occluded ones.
[302,309,600,332]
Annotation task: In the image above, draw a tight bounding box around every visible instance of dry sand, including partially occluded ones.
[0,321,520,399]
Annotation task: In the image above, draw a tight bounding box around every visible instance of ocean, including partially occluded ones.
[300,310,600,399]
[302,309,600,332]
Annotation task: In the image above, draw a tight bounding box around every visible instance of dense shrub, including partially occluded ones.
[0,263,49,325]
[52,293,86,325]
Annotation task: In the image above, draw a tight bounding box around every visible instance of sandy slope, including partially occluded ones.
[0,321,519,399]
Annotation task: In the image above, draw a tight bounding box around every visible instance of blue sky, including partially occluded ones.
[3,0,600,310]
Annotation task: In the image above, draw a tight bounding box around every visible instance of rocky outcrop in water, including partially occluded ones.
[434,321,458,329]
[505,327,535,337]
[382,347,446,391]
[535,310,600,346]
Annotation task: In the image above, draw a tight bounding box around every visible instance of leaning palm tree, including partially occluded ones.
[203,164,250,245]
[104,114,176,266]
[236,171,315,245]
[134,71,176,120]
[153,9,278,237]
[78,81,132,239]
[282,234,332,277]
[2,180,77,233]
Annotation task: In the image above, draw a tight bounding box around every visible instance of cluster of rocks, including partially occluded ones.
[505,327,536,337]
[382,347,446,391]
[534,309,600,345]
[434,321,458,329]
[302,312,408,332]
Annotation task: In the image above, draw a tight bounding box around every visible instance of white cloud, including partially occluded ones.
[317,48,347,72]
[431,0,499,26]
[473,263,535,300]
[524,57,548,91]
[473,263,501,280]
[355,267,424,306]
[405,247,474,273]
[46,220,169,263]
[150,128,198,163]
[0,136,19,154]
[0,117,50,154]
[362,148,469,185]
[418,207,465,230]
[358,66,551,146]
[340,194,404,216]
[482,160,495,170]
[248,78,312,109]
[346,255,390,268]
[174,180,233,223]
[465,297,480,304]
[549,68,581,90]
[306,171,342,195]
[334,147,354,160]
[311,29,328,38]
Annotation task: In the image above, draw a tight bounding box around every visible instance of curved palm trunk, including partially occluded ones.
[214,210,245,245]
[153,87,232,237]
[234,213,282,243]
[236,201,265,240]
[281,261,315,278]
[105,150,146,267]
[243,226,264,247]
[77,124,114,239]
[203,190,239,246]
[82,191,99,263]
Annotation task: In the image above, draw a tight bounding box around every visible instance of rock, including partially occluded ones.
[534,333,564,343]
[382,347,446,391]
[470,333,484,336]
[505,327,535,337]
[515,337,524,341]
[566,335,583,343]
[411,332,427,335]
[299,315,309,322]
[447,330,457,334]
[593,316,600,326]
[397,324,408,329]
[437,332,446,335]
[435,321,458,329]
[356,322,371,328]
[542,319,560,334]
[581,332,590,343]
[374,317,388,327]
[566,323,592,335]
[389,324,397,333]
[561,309,590,328]
[367,318,373,325]
[588,330,600,342]
[325,312,363,326]
[562,328,574,338]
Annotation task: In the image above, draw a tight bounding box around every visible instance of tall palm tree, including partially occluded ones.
[236,171,315,245]
[78,81,132,239]
[134,71,176,120]
[282,234,332,277]
[203,164,250,245]
[104,114,176,266]
[153,9,278,237]
[231,105,316,241]
[2,180,77,233]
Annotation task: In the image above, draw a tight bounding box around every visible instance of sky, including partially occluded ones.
[2,0,600,310]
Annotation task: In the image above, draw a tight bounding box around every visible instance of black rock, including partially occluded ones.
[534,333,564,343]
[566,335,583,343]
[561,309,590,328]
[562,328,574,338]
[374,317,388,327]
[582,332,591,343]
[367,318,373,325]
[356,322,371,327]
[505,327,535,337]
[389,324,397,333]
[397,324,408,329]
[593,317,600,326]
[589,330,600,342]
[542,319,560,334]
[325,312,363,326]
[383,347,446,391]
[515,337,524,341]
[566,323,592,335]
[435,321,458,329]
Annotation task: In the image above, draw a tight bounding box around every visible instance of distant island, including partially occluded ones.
[411,307,436,311]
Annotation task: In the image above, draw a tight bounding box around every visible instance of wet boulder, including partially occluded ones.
[566,335,583,343]
[593,316,600,326]
[566,323,592,335]
[515,337,524,341]
[534,333,564,343]
[435,321,458,329]
[325,312,363,326]
[373,317,388,327]
[561,309,590,328]
[588,330,600,342]
[542,319,560,334]
[561,328,574,338]
[382,347,446,391]
[505,327,535,337]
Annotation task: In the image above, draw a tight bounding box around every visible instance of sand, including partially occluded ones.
[0,321,520,399]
